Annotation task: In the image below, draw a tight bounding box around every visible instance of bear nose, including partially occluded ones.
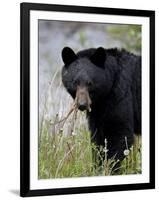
[78,103,87,111]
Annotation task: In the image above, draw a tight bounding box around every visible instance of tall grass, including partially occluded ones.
[38,86,141,179]
[38,121,141,179]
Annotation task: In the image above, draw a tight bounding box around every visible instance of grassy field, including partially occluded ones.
[38,113,141,179]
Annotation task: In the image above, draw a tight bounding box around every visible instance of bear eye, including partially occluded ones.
[87,81,93,87]
[73,79,79,86]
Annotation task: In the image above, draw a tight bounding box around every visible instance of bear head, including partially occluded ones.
[61,47,112,112]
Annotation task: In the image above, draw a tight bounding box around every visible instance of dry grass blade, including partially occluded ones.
[53,102,78,125]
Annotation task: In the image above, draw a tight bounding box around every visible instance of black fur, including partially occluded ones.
[61,47,141,162]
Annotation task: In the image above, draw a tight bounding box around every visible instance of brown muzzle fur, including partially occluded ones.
[75,86,92,112]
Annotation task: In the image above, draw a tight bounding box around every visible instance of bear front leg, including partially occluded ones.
[106,132,134,174]
[107,133,134,161]
[105,92,135,172]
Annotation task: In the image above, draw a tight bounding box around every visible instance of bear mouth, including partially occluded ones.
[78,104,87,111]
[78,104,91,112]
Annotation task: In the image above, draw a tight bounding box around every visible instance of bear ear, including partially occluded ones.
[90,47,106,68]
[62,47,77,66]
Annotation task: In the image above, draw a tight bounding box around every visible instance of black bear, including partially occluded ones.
[61,47,141,166]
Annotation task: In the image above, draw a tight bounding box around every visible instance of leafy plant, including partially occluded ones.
[107,25,141,54]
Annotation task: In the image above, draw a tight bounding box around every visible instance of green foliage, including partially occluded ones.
[39,127,93,178]
[107,25,141,53]
[38,123,141,179]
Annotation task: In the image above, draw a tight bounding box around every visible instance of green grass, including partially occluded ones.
[38,123,141,179]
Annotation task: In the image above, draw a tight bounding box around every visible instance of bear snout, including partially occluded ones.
[75,86,92,112]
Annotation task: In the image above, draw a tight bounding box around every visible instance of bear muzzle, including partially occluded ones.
[75,86,92,112]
